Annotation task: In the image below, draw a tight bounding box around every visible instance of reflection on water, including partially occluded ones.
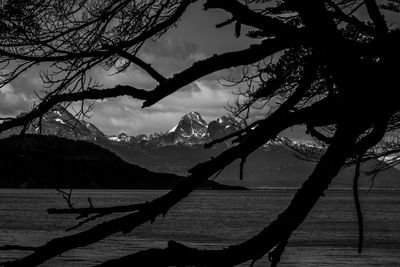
[0,189,399,266]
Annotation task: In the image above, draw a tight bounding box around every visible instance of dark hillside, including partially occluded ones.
[0,135,243,190]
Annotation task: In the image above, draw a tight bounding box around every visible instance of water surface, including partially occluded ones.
[0,189,399,266]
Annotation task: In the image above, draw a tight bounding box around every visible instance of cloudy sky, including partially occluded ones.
[2,1,310,141]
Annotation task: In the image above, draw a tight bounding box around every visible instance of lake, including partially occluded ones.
[0,189,399,266]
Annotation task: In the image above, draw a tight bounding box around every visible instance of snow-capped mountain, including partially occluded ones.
[108,133,131,142]
[0,105,107,142]
[171,111,208,138]
[1,108,304,149]
[143,111,209,146]
[206,116,244,141]
[103,111,247,147]
[139,111,246,147]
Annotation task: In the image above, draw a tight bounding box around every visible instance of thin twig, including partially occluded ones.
[353,154,364,253]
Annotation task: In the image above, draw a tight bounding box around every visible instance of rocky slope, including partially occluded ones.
[115,111,245,147]
[0,105,107,142]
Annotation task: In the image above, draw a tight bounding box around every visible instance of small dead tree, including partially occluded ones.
[0,0,400,266]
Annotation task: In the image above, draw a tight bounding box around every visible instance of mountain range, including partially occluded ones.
[106,111,245,147]
[1,105,400,189]
[0,107,245,147]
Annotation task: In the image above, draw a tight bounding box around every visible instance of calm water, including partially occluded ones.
[0,189,399,266]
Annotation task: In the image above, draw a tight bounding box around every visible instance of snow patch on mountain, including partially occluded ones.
[168,125,178,133]
[379,154,400,164]
[55,118,65,124]
[169,111,208,139]
[2,108,321,151]
[107,133,131,142]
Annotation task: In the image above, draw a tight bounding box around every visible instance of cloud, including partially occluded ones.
[0,84,34,116]
[89,65,157,90]
[0,3,270,137]
[142,37,199,61]
[88,98,180,135]
[146,80,237,117]
[87,79,240,135]
[139,37,230,79]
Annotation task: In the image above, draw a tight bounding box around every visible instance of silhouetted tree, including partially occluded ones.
[0,0,400,266]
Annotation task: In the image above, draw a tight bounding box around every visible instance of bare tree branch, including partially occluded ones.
[0,85,149,133]
[0,1,399,266]
[365,0,388,35]
[353,153,364,254]
[94,121,368,267]
[142,37,299,107]
[47,203,146,217]
[104,45,166,83]
[3,81,328,266]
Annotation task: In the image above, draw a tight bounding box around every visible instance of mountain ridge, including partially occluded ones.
[2,107,400,189]
[106,111,246,147]
[0,134,244,190]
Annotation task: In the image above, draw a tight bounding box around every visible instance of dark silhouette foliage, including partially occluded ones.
[0,0,400,266]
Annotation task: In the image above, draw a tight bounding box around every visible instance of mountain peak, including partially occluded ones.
[183,111,206,123]
[169,111,208,138]
[206,115,244,141]
[1,106,107,142]
[108,133,131,142]
[118,133,131,142]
